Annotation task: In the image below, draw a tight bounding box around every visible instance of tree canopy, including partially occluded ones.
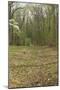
[8,2,58,47]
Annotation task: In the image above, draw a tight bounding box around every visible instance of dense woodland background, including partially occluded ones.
[8,2,58,47]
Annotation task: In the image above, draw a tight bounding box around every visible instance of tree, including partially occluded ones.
[8,2,58,47]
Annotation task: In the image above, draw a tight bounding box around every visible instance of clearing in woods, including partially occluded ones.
[8,46,58,88]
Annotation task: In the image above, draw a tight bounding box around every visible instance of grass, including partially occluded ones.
[8,46,58,88]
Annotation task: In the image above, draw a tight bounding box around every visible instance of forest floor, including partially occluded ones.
[8,46,58,88]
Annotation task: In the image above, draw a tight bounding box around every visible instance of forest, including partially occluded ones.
[8,2,58,88]
[9,2,58,47]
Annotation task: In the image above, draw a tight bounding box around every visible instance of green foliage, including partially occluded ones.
[19,31,26,45]
[9,3,58,47]
[25,38,31,46]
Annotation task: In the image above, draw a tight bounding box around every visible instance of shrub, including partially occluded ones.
[25,38,31,46]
